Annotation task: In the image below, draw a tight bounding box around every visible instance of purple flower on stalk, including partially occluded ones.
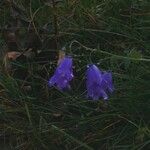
[86,64,114,100]
[48,56,74,90]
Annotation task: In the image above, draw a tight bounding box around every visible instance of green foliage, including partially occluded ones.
[0,0,150,149]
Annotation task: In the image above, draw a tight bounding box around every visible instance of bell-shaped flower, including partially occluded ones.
[48,56,74,90]
[86,64,114,100]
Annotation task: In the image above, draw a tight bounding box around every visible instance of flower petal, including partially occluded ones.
[48,56,74,90]
[86,64,114,100]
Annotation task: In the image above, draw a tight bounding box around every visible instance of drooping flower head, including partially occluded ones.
[86,64,114,100]
[48,56,74,90]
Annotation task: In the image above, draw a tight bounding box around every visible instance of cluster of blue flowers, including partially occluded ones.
[48,56,114,100]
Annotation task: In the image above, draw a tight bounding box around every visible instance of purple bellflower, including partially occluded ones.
[48,56,74,90]
[86,64,114,100]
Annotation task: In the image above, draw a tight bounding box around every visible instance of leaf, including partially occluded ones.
[6,51,21,60]
[52,113,62,117]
